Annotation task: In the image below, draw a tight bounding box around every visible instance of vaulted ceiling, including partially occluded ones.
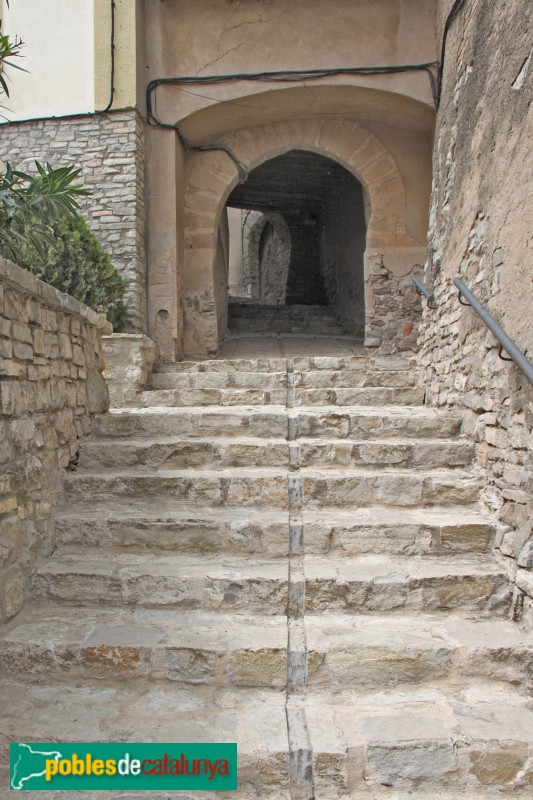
[227,149,359,215]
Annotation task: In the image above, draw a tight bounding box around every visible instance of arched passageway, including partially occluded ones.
[178,116,423,357]
[228,210,292,306]
[226,150,366,336]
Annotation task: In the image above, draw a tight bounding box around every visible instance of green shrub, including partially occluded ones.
[17,213,128,331]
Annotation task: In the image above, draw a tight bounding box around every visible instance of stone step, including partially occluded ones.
[299,467,481,508]
[32,553,289,613]
[293,387,425,405]
[62,467,481,508]
[94,407,289,439]
[228,302,336,318]
[63,468,289,508]
[78,436,473,471]
[154,354,412,374]
[296,406,462,439]
[299,437,474,469]
[80,436,290,470]
[303,554,510,617]
[137,386,425,407]
[301,685,533,794]
[228,320,346,334]
[3,606,528,693]
[228,314,340,324]
[93,407,462,440]
[31,553,509,617]
[54,505,290,557]
[53,506,495,559]
[0,679,290,797]
[53,505,495,557]
[156,357,288,374]
[0,606,288,687]
[150,367,416,390]
[295,368,416,388]
[304,613,533,691]
[302,507,495,556]
[139,387,287,407]
[151,371,288,390]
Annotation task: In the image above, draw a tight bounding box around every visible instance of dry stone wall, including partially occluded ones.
[419,0,533,624]
[366,255,424,353]
[0,110,146,331]
[0,257,109,624]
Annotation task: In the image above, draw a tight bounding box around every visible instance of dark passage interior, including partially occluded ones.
[226,149,366,336]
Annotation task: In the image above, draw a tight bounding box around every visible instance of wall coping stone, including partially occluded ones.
[0,255,108,329]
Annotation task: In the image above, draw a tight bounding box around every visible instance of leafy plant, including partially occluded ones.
[0,31,25,109]
[0,161,89,262]
[0,30,128,330]
[0,33,89,263]
[16,212,128,331]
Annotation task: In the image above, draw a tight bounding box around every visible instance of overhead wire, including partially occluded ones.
[146,63,439,184]
[146,62,440,129]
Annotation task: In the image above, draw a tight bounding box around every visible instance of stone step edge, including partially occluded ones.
[99,404,456,416]
[36,547,508,577]
[53,505,494,524]
[3,605,530,653]
[81,435,470,447]
[64,466,479,479]
[154,357,415,372]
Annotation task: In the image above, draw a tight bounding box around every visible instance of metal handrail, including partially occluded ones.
[412,277,437,308]
[454,276,533,386]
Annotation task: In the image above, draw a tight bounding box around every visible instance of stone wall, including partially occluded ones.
[0,110,146,332]
[320,173,366,336]
[366,256,425,353]
[240,211,291,305]
[419,0,533,624]
[0,257,109,624]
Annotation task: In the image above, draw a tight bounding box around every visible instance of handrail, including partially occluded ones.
[412,277,437,308]
[454,276,533,386]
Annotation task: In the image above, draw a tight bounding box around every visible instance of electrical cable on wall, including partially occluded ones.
[146,62,440,113]
[100,0,116,113]
[437,0,468,106]
[146,62,439,185]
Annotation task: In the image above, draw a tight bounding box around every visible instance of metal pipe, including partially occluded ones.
[453,276,533,386]
[412,277,436,307]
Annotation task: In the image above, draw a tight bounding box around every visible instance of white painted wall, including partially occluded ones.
[1,0,94,121]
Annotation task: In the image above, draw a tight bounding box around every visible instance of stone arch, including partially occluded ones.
[240,211,291,305]
[182,117,410,356]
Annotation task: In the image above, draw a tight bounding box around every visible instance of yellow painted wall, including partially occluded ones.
[94,0,139,111]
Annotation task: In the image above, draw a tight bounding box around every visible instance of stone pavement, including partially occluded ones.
[0,344,532,798]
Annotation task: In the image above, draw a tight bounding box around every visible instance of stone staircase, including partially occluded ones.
[227,301,351,336]
[1,353,532,799]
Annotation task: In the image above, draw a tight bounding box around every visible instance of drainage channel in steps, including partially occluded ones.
[286,356,315,800]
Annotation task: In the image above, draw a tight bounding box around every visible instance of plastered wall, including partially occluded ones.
[144,0,438,125]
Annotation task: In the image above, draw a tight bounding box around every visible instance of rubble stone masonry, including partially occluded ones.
[0,257,108,624]
[419,0,533,624]
[0,110,146,331]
